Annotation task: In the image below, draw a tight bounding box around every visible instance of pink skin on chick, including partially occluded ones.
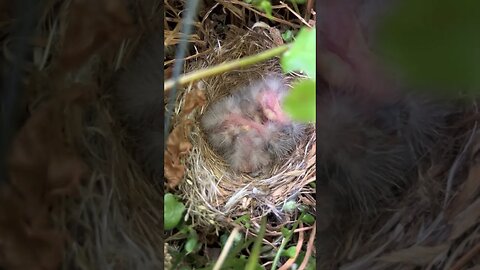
[247,76,291,124]
[257,90,290,124]
[201,77,303,174]
[221,113,269,137]
[228,128,272,173]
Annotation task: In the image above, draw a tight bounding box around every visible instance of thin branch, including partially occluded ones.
[279,223,306,270]
[213,226,241,270]
[164,44,289,91]
[298,222,316,270]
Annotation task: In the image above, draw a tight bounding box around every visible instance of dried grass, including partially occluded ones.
[3,0,479,269]
[54,98,164,269]
[1,0,164,269]
[319,107,480,270]
[174,26,316,234]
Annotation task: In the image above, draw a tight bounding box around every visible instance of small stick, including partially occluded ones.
[164,44,289,91]
[213,226,241,270]
[279,1,311,27]
[279,223,306,270]
[298,222,316,270]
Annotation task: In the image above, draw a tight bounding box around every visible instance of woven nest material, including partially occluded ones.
[319,105,480,270]
[173,26,316,233]
[4,0,478,268]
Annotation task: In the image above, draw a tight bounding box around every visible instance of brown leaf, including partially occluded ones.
[216,0,244,20]
[166,121,193,157]
[178,141,192,156]
[1,221,65,270]
[164,67,173,80]
[164,119,195,188]
[0,86,91,270]
[268,27,284,46]
[164,152,185,188]
[59,0,134,69]
[47,155,87,197]
[182,89,206,116]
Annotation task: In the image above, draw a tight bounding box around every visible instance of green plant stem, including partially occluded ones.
[271,213,305,270]
[245,216,267,270]
[164,44,289,91]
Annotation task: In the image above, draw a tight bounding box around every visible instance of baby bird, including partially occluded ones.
[201,77,304,174]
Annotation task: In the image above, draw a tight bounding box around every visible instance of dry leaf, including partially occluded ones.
[182,89,206,115]
[217,0,244,20]
[164,86,206,188]
[166,122,192,157]
[59,0,134,69]
[0,86,91,270]
[164,152,185,188]
[47,155,87,196]
[164,120,195,188]
[268,27,284,46]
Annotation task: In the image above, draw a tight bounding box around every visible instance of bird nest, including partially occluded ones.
[4,0,477,268]
[171,26,316,233]
[321,109,480,270]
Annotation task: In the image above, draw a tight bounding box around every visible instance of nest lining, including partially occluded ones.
[174,26,316,232]
[6,1,477,268]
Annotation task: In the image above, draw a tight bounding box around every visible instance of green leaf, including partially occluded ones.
[281,27,316,78]
[235,214,251,229]
[297,204,308,212]
[377,0,480,93]
[233,232,243,243]
[281,30,294,43]
[282,79,316,123]
[178,224,190,234]
[164,193,186,230]
[220,232,243,248]
[259,0,273,20]
[281,227,291,238]
[295,253,316,270]
[301,213,315,225]
[248,0,273,19]
[282,200,297,212]
[222,257,250,270]
[220,233,229,247]
[185,232,199,254]
[282,246,297,258]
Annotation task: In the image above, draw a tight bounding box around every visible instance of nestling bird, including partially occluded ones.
[113,34,304,177]
[317,0,456,218]
[200,76,304,174]
[316,1,459,267]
